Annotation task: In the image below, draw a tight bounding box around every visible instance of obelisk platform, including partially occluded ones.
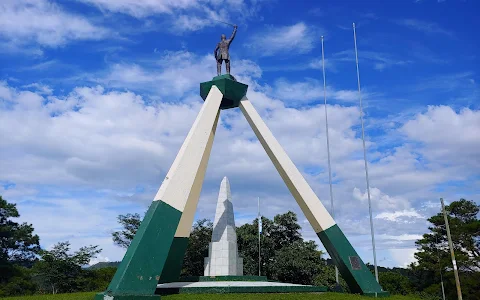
[204,177,243,276]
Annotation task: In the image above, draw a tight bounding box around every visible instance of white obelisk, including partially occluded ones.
[204,177,243,276]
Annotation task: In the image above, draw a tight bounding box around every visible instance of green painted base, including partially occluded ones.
[318,224,388,296]
[94,292,161,299]
[104,200,182,296]
[200,74,248,110]
[158,237,189,283]
[179,275,268,282]
[156,285,327,295]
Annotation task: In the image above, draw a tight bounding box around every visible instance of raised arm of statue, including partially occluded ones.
[228,25,238,44]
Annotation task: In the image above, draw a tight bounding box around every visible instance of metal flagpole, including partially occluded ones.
[441,198,463,300]
[353,22,379,284]
[321,36,339,284]
[258,197,261,276]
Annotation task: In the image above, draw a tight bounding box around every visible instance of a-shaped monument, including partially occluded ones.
[204,177,243,276]
[95,25,387,300]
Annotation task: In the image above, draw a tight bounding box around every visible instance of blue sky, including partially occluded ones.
[0,0,479,268]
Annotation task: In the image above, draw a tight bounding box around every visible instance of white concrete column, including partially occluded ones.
[154,85,223,214]
[174,110,219,238]
[239,98,336,233]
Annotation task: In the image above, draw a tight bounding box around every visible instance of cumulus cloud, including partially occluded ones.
[78,0,264,32]
[401,106,480,169]
[1,52,478,268]
[78,0,200,17]
[389,248,417,267]
[272,78,365,104]
[353,187,411,211]
[0,0,109,49]
[375,209,423,222]
[101,51,261,97]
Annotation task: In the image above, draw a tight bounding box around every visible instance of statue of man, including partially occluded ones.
[214,25,237,76]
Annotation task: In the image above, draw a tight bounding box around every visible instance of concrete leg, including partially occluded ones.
[95,86,224,300]
[239,98,387,296]
[159,110,220,283]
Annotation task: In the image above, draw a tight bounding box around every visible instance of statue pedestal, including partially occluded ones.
[200,74,248,110]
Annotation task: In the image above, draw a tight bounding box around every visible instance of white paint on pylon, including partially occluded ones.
[154,86,223,213]
[174,111,220,237]
[239,98,336,233]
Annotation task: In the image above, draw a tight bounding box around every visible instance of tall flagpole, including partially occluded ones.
[258,196,261,276]
[353,22,379,283]
[321,36,339,284]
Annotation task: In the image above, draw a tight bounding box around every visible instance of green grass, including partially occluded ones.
[3,292,423,300]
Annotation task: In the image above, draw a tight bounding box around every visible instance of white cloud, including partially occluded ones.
[22,83,53,95]
[375,209,423,222]
[379,234,422,241]
[78,0,200,18]
[353,187,411,211]
[0,0,109,48]
[1,48,478,268]
[245,22,321,56]
[89,254,110,266]
[101,51,261,96]
[389,248,417,267]
[272,78,364,104]
[401,106,480,169]
[78,0,264,32]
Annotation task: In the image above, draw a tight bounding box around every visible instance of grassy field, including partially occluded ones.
[3,292,424,300]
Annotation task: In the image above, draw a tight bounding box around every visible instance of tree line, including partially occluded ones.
[1,195,479,299]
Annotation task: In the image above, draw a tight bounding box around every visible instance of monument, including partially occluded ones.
[214,25,237,76]
[95,24,388,300]
[204,177,243,276]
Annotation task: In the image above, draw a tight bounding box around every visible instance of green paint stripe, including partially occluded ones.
[158,237,189,283]
[317,224,388,296]
[104,200,182,296]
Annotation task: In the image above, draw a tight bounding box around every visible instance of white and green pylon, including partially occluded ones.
[96,75,388,299]
[95,86,222,300]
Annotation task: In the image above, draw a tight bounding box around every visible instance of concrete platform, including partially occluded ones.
[156,281,327,295]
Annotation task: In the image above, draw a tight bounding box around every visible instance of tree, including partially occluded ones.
[112,213,213,276]
[237,211,319,280]
[270,211,302,249]
[237,216,274,276]
[413,198,480,299]
[378,271,413,295]
[314,264,349,292]
[181,219,213,276]
[0,265,37,297]
[33,241,101,294]
[415,199,479,272]
[0,196,40,294]
[79,267,117,292]
[270,240,323,285]
[112,213,141,249]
